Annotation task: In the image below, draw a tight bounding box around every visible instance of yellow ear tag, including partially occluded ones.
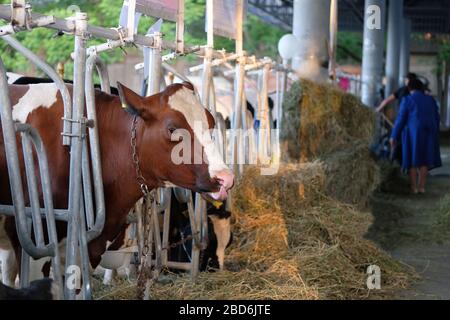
[210,200,223,210]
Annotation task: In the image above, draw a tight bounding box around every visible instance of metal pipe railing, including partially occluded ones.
[0,58,54,259]
[0,4,199,53]
[84,54,107,241]
[230,59,246,176]
[0,205,68,221]
[15,123,64,297]
[21,133,46,248]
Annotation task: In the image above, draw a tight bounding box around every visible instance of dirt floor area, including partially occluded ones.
[367,133,450,300]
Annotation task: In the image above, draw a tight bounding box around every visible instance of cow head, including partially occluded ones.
[117,82,234,201]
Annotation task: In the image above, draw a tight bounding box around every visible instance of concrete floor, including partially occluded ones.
[368,144,450,300]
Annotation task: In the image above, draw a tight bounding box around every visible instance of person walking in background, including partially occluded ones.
[376,73,417,113]
[376,73,417,112]
[390,79,442,194]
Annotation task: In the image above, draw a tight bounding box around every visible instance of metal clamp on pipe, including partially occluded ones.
[83,26,130,58]
[149,31,163,50]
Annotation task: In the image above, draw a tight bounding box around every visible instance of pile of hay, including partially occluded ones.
[94,80,415,300]
[282,80,380,207]
[96,164,414,300]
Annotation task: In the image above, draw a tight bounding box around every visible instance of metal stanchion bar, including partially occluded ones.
[65,12,88,300]
[85,55,107,241]
[15,124,64,297]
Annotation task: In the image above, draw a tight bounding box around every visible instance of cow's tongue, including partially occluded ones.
[207,185,228,202]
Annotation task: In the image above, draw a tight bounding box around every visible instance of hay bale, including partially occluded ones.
[322,143,380,207]
[283,79,375,161]
[282,80,379,206]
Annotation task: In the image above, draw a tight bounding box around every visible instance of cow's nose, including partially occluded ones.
[214,170,234,191]
[207,170,234,202]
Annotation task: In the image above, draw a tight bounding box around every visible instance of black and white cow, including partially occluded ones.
[168,190,233,271]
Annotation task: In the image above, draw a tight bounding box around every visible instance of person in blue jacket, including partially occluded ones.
[390,79,442,194]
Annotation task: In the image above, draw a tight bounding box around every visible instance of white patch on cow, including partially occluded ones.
[100,224,137,284]
[209,215,231,271]
[168,87,229,177]
[12,83,58,123]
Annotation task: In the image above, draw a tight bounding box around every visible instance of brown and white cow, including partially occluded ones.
[0,81,234,283]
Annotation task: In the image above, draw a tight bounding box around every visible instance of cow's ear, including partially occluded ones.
[181,81,195,91]
[117,82,149,119]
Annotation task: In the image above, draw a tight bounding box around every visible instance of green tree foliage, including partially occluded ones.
[337,32,362,63]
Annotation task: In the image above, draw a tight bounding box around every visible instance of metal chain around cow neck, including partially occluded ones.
[131,115,159,299]
[136,195,152,299]
[131,115,151,196]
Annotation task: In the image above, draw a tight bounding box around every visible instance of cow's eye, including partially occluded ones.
[168,127,177,134]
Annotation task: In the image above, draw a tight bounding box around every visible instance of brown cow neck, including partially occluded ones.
[96,95,157,221]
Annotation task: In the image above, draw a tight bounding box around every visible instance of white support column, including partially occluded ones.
[399,18,412,86]
[361,0,386,108]
[292,0,331,82]
[385,0,403,97]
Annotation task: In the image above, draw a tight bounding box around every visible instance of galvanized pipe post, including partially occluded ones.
[230,0,245,176]
[143,31,164,283]
[65,11,88,300]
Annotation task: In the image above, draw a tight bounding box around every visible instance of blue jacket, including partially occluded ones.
[391,91,442,170]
